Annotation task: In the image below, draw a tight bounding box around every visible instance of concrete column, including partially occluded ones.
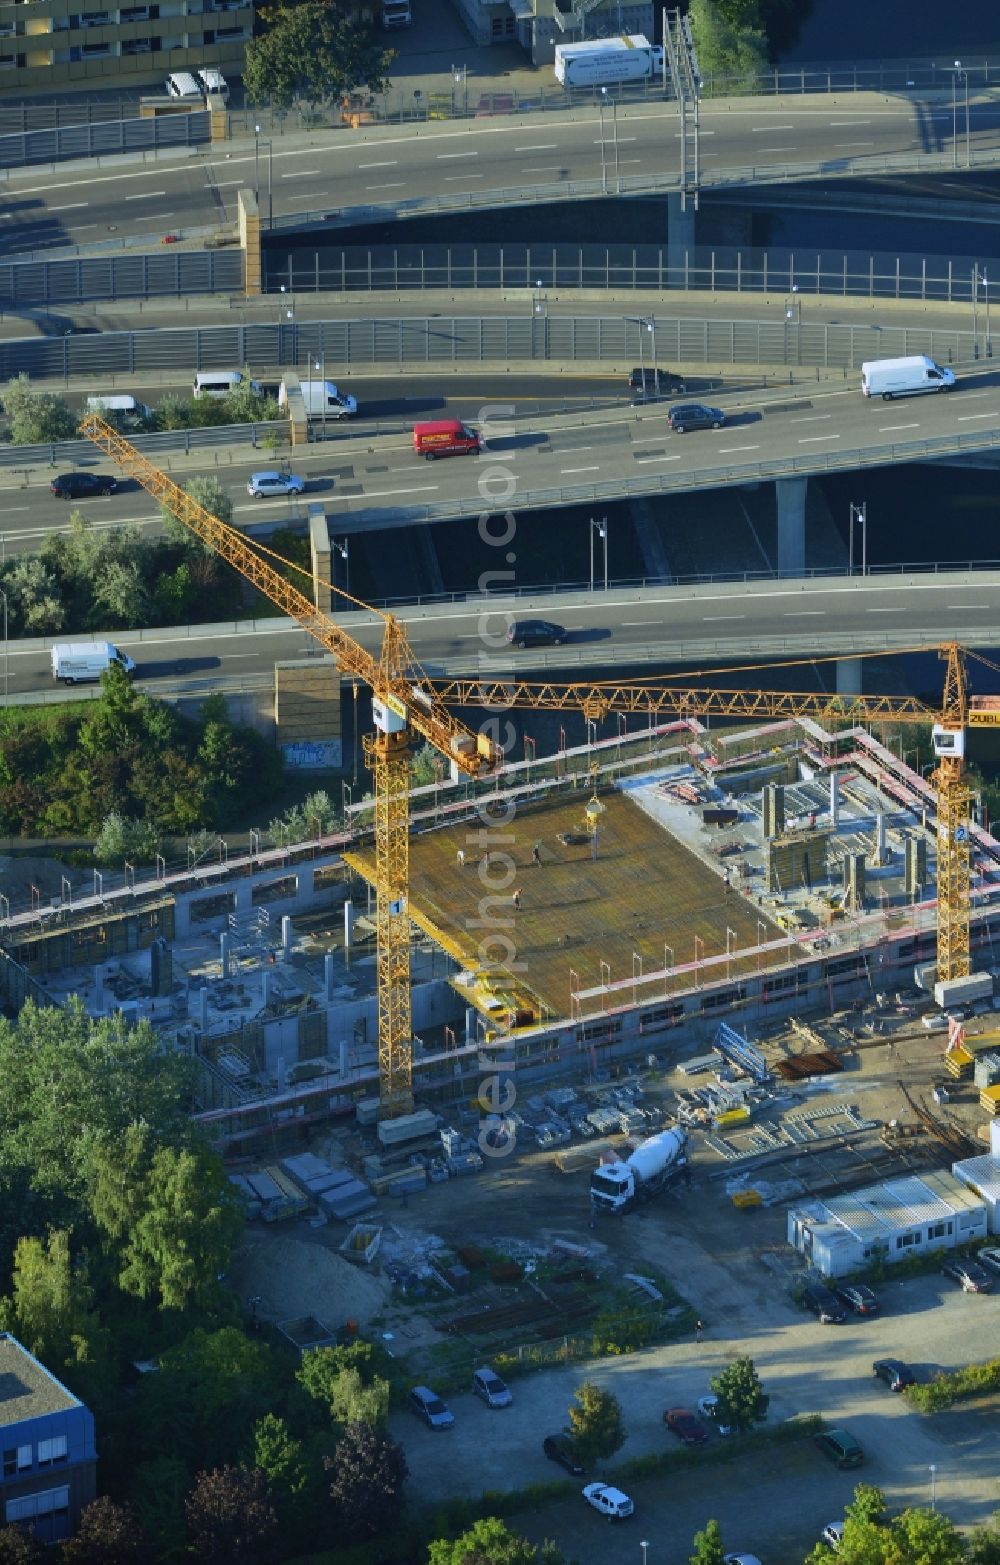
[281,915,293,957]
[309,503,332,612]
[281,374,310,448]
[666,192,695,279]
[836,658,863,696]
[261,968,272,1008]
[324,951,336,1001]
[220,931,231,978]
[237,188,262,297]
[205,92,228,143]
[875,813,887,865]
[776,477,808,577]
[466,1005,477,1046]
[829,773,839,828]
[339,1037,349,1077]
[198,986,208,1029]
[274,659,343,772]
[344,900,355,948]
[233,879,252,913]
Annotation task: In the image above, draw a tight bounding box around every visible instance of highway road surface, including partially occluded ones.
[6,93,1000,258]
[7,370,999,542]
[8,571,1000,703]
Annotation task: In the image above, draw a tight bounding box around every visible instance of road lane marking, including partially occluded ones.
[593,137,637,144]
[357,160,399,168]
[752,124,794,131]
[702,615,747,621]
[829,119,871,125]
[622,620,656,626]
[791,414,833,423]
[444,174,485,180]
[634,454,681,463]
[561,465,600,474]
[784,611,826,617]
[327,484,440,500]
[125,190,166,199]
[835,141,876,147]
[868,608,907,613]
[281,170,321,178]
[365,182,406,190]
[946,604,990,609]
[878,423,919,431]
[437,151,479,159]
[515,144,557,151]
[757,146,797,153]
[798,434,842,443]
[956,413,999,421]
[522,165,563,173]
[47,202,88,211]
[717,444,760,453]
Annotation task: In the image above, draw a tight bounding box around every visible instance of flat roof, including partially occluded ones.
[347,790,786,1021]
[0,1335,78,1427]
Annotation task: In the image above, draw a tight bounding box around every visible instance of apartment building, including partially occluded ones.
[0,1334,97,1544]
[0,0,251,95]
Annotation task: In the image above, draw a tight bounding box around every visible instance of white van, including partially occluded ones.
[85,394,153,425]
[165,71,202,100]
[279,379,358,420]
[197,68,229,102]
[192,370,262,400]
[860,355,956,400]
[51,642,136,685]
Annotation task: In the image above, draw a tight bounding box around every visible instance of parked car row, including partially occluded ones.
[409,1365,512,1430]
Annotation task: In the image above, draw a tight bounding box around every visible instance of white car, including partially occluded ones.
[697,1394,736,1435]
[822,1524,845,1549]
[247,470,306,499]
[582,1482,634,1520]
[725,1555,763,1565]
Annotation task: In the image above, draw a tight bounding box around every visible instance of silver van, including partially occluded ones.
[165,71,202,100]
[192,370,262,400]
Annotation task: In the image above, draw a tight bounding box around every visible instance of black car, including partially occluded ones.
[543,1435,584,1476]
[941,1257,994,1293]
[50,472,117,500]
[814,1430,864,1470]
[506,619,567,649]
[836,1283,880,1316]
[873,1359,915,1392]
[667,403,725,433]
[803,1283,846,1323]
[628,366,686,402]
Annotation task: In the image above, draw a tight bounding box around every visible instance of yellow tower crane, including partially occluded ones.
[79,414,500,1120]
[80,416,999,1111]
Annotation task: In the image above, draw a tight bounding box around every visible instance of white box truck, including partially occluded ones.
[554,34,664,89]
[280,379,358,420]
[860,355,955,400]
[51,642,136,685]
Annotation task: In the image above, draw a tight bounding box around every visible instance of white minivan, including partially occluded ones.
[85,394,153,426]
[192,370,262,400]
[860,355,955,400]
[51,642,136,685]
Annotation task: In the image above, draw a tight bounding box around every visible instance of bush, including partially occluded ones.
[907,1357,1000,1413]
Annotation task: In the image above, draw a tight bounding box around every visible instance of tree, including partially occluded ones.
[690,1520,726,1565]
[891,1509,965,1565]
[325,1420,407,1541]
[129,1455,190,1559]
[808,1487,967,1565]
[3,373,77,445]
[297,1342,390,1427]
[411,741,443,788]
[243,7,394,109]
[185,1465,278,1564]
[1,556,64,634]
[224,380,280,425]
[0,1230,107,1391]
[92,811,160,867]
[61,1495,148,1563]
[967,1515,1000,1565]
[268,789,340,847]
[159,474,233,551]
[0,1527,45,1564]
[251,1413,308,1506]
[137,1329,276,1474]
[687,0,768,81]
[846,1487,888,1528]
[709,1356,768,1432]
[565,1381,625,1468]
[428,1518,565,1565]
[328,1365,390,1429]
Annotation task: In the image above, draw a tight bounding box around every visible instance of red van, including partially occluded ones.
[413,419,482,460]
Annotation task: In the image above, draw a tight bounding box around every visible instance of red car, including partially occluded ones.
[663,1407,708,1446]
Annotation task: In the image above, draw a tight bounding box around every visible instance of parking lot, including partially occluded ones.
[391,1269,999,1561]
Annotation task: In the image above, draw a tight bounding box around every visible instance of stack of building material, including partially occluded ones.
[980,1084,1000,1117]
[338,1224,382,1266]
[973,1054,1000,1090]
[228,1173,263,1219]
[243,1165,309,1222]
[378,1108,439,1147]
[554,1141,614,1174]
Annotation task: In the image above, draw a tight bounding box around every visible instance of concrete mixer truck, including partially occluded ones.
[590,1126,688,1214]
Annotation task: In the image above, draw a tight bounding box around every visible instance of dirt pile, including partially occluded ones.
[228,1233,390,1328]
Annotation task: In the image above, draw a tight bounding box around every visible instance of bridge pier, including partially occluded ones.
[666,193,696,279]
[775,476,807,577]
[836,658,863,696]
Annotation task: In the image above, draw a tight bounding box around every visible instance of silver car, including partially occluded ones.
[247,470,306,498]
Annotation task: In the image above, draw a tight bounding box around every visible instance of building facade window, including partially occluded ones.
[36,1435,68,1467]
[2,1445,32,1476]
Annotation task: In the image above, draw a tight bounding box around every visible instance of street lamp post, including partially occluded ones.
[254,129,273,229]
[314,354,326,439]
[641,1543,650,1565]
[929,1464,937,1510]
[332,538,349,599]
[598,90,608,194]
[783,285,801,364]
[952,62,969,169]
[589,516,608,591]
[0,587,7,705]
[849,501,867,576]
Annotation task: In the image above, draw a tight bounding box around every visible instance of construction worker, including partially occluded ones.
[695,1319,704,1343]
[532,841,542,867]
[512,887,522,911]
[457,848,466,868]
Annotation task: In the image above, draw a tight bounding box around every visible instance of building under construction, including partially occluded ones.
[2,702,998,1155]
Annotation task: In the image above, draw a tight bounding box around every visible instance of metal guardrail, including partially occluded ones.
[0,110,210,172]
[270,242,1000,307]
[0,420,286,471]
[273,144,1000,232]
[0,312,979,385]
[0,248,242,306]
